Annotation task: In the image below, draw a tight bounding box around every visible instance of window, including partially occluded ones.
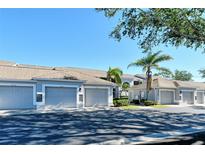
[134,81,142,85]
[37,92,43,102]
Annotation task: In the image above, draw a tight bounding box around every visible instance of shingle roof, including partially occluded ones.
[175,80,205,89]
[63,67,140,81]
[0,64,77,81]
[0,60,115,86]
[131,77,205,90]
[57,67,116,86]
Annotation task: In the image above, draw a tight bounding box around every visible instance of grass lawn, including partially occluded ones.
[151,104,169,108]
[120,105,140,110]
[120,104,170,110]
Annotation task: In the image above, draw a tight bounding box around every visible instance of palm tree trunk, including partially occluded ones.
[146,76,149,100]
[146,68,152,100]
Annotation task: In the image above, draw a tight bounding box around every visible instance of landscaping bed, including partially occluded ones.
[113,98,169,109]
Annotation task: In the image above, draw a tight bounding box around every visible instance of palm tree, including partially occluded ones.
[128,51,173,100]
[107,67,123,85]
[122,82,130,91]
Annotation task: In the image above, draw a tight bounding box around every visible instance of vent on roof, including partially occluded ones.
[63,75,78,80]
[12,63,19,67]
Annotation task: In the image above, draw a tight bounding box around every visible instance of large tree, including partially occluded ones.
[154,69,173,79]
[128,51,173,99]
[97,8,205,52]
[173,70,193,81]
[199,69,205,79]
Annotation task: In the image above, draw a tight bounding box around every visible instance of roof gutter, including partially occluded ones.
[32,78,86,83]
[0,78,37,83]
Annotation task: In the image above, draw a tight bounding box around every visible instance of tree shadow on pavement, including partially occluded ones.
[0,109,205,145]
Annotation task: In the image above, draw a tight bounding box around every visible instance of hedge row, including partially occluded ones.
[113,98,129,107]
[113,98,158,107]
[143,100,158,106]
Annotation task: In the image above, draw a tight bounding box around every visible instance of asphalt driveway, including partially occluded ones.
[0,106,205,145]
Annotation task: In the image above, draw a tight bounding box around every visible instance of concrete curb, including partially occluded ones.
[91,126,205,145]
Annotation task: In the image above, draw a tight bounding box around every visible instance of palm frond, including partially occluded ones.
[127,59,146,69]
[113,74,122,85]
[155,66,172,73]
[106,67,123,84]
[152,54,173,64]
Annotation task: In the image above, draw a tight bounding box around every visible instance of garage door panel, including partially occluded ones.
[85,88,108,107]
[45,87,77,108]
[183,91,194,104]
[197,92,204,104]
[0,86,34,109]
[160,91,174,104]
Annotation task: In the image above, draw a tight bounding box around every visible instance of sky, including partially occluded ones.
[0,8,205,81]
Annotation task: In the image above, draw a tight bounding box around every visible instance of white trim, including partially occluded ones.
[84,86,111,107]
[159,89,175,104]
[35,92,44,106]
[0,79,37,83]
[154,88,157,102]
[0,82,36,106]
[180,89,195,92]
[42,84,80,108]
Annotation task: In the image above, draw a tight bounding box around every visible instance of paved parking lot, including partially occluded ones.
[0,106,205,145]
[149,105,205,114]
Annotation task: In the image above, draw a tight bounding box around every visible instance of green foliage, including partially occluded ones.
[130,99,140,104]
[154,69,173,79]
[113,98,129,107]
[122,82,130,91]
[107,67,123,85]
[97,8,205,52]
[121,105,139,110]
[127,51,173,73]
[127,51,173,99]
[152,105,169,108]
[173,69,193,81]
[143,100,158,106]
[199,69,205,79]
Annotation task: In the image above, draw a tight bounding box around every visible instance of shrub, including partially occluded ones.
[130,99,140,105]
[120,96,128,99]
[143,100,158,106]
[113,98,129,107]
[140,99,145,103]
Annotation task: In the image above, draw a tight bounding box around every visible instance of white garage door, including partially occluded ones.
[160,91,174,104]
[197,92,204,104]
[85,88,109,107]
[0,86,34,110]
[45,87,77,108]
[182,91,194,104]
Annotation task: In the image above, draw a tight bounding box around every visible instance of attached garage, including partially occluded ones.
[0,85,35,110]
[45,86,77,108]
[160,90,174,104]
[197,91,204,104]
[182,91,194,104]
[85,88,109,107]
